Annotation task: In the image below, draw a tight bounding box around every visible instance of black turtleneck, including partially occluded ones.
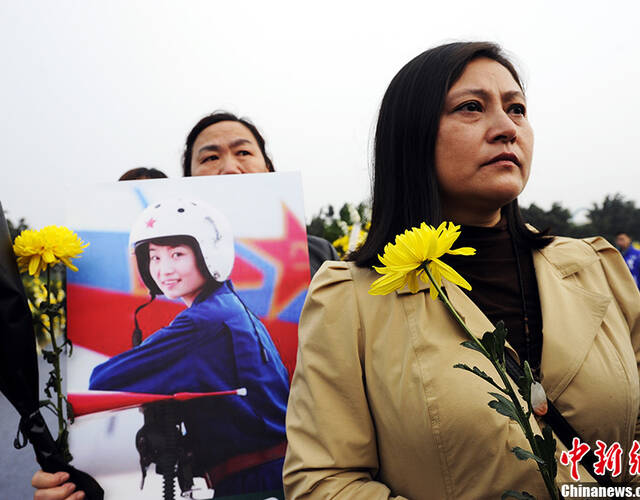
[442,219,543,378]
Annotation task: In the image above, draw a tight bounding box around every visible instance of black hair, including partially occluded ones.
[351,41,551,268]
[182,111,275,176]
[134,235,213,296]
[119,167,168,181]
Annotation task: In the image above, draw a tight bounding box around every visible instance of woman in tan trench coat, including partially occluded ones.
[283,42,640,499]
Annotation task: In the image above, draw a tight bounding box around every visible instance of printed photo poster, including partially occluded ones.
[65,173,310,500]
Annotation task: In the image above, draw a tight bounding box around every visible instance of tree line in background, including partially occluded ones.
[5,192,639,261]
[520,194,640,242]
[307,193,640,258]
[6,215,28,242]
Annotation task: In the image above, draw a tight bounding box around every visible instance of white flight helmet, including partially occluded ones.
[129,198,235,296]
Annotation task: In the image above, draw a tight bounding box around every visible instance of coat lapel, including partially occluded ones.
[396,277,522,363]
[533,244,611,401]
[394,239,611,401]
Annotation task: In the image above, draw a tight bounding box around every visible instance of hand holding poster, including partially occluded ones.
[65,173,310,500]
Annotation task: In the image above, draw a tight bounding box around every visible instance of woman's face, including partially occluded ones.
[190,121,270,176]
[434,57,533,226]
[148,243,207,306]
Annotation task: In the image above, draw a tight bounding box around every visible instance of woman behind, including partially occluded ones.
[181,111,338,275]
[283,42,640,499]
[90,198,290,497]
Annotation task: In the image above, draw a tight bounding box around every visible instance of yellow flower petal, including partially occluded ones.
[368,221,475,297]
[369,272,408,295]
[28,255,41,276]
[447,246,476,256]
[14,226,88,276]
[42,249,56,264]
[407,271,420,294]
[432,258,472,291]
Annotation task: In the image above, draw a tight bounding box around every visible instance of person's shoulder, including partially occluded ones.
[190,282,240,317]
[539,235,631,277]
[311,260,376,286]
[542,234,618,254]
[307,261,381,307]
[166,284,238,335]
[537,235,615,275]
[142,306,197,344]
[542,234,613,251]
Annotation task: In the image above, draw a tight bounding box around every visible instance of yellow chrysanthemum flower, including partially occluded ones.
[332,234,350,254]
[14,226,89,277]
[369,222,476,299]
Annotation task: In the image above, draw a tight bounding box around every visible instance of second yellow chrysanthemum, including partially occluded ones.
[369,221,475,299]
[14,225,89,277]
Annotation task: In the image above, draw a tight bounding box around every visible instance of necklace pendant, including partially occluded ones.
[531,381,548,416]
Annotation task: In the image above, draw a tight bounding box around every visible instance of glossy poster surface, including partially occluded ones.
[66,173,309,500]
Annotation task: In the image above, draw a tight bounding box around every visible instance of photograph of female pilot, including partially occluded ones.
[284,42,640,499]
[89,198,290,497]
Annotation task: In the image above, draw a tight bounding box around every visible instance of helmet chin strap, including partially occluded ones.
[132,294,157,347]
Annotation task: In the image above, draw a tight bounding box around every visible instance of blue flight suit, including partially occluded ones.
[89,280,289,495]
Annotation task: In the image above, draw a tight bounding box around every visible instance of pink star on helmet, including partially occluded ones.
[146,218,156,228]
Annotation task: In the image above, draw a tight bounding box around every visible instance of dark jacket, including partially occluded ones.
[307,234,339,277]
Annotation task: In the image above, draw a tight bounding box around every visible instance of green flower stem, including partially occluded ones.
[46,267,69,459]
[421,263,559,500]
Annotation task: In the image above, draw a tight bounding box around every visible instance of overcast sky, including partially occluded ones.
[1,0,638,228]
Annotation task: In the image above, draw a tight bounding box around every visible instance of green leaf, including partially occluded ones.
[460,340,487,357]
[56,429,73,464]
[502,490,536,500]
[66,398,75,424]
[453,363,504,392]
[488,392,520,422]
[477,323,508,366]
[490,321,508,365]
[515,361,535,412]
[65,338,73,357]
[515,374,532,411]
[480,330,497,358]
[512,446,544,464]
[460,340,481,352]
[535,426,558,479]
[516,376,530,407]
[523,360,534,382]
[44,372,56,399]
[42,349,56,364]
[453,362,472,371]
[39,400,58,416]
[40,302,63,314]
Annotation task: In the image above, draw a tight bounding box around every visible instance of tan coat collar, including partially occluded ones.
[534,243,611,400]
